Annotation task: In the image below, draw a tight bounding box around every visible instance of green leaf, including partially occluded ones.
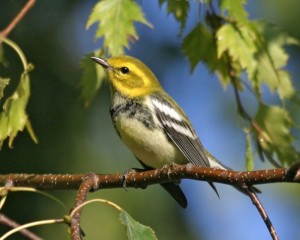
[182,23,216,71]
[86,0,152,56]
[244,128,254,171]
[254,104,299,165]
[219,0,248,22]
[0,77,10,100]
[217,23,257,80]
[251,21,298,99]
[0,68,37,148]
[120,210,157,240]
[277,71,295,99]
[79,49,106,106]
[0,45,5,65]
[216,21,297,99]
[159,0,189,33]
[199,0,211,3]
[182,23,233,86]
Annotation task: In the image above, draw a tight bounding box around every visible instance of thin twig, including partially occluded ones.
[246,188,279,240]
[0,213,42,240]
[227,54,281,168]
[0,218,63,240]
[0,0,36,38]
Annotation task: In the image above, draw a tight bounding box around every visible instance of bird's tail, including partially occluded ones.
[205,150,261,194]
[161,182,188,208]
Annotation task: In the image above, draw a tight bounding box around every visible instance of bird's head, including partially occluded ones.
[91,55,161,98]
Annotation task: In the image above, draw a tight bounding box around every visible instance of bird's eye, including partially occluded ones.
[120,67,129,74]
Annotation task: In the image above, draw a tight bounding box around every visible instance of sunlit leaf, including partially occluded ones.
[87,0,152,56]
[0,68,37,148]
[276,71,295,99]
[251,21,298,99]
[254,104,299,165]
[0,45,5,65]
[245,128,254,171]
[79,49,106,106]
[120,210,157,240]
[0,77,10,100]
[219,0,248,22]
[159,0,189,33]
[217,23,257,79]
[199,0,211,3]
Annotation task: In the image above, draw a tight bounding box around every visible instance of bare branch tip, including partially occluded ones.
[286,162,300,181]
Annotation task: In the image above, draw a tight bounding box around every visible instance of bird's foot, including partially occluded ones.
[122,168,148,190]
[162,163,181,185]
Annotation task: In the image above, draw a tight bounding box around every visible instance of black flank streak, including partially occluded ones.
[110,96,156,130]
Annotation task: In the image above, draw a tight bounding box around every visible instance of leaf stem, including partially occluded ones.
[70,199,123,218]
[0,219,63,240]
[0,37,28,70]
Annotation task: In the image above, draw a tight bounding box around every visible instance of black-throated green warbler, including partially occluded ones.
[91,55,250,208]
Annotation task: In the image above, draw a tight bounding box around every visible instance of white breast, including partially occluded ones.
[114,101,186,168]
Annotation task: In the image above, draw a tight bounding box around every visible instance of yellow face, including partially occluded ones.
[106,55,161,98]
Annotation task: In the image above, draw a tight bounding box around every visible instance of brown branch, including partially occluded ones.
[0,213,42,240]
[246,189,278,240]
[0,164,299,191]
[70,173,100,240]
[0,163,299,239]
[0,0,36,38]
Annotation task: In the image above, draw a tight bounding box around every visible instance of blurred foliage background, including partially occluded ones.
[0,1,300,239]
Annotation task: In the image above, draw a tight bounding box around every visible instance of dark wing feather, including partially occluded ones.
[152,96,210,168]
[151,94,259,196]
[164,122,209,167]
[151,94,219,197]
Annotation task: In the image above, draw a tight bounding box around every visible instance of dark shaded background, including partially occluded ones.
[0,1,300,239]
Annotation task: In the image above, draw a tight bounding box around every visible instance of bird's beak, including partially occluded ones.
[90,57,111,70]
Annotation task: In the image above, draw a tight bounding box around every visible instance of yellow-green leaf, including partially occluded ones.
[0,77,10,100]
[79,49,106,106]
[0,70,37,148]
[254,104,299,165]
[219,0,248,22]
[120,210,157,240]
[217,23,257,79]
[0,45,5,65]
[244,128,254,171]
[251,21,298,99]
[87,0,152,56]
[277,71,295,99]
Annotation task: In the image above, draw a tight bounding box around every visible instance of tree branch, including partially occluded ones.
[246,188,278,240]
[0,213,42,240]
[0,0,36,38]
[70,173,100,240]
[1,163,299,240]
[0,163,299,191]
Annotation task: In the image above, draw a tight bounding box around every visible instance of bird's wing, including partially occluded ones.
[151,93,220,197]
[151,93,259,196]
[151,93,210,168]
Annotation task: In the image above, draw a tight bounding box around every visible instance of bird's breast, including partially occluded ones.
[110,94,186,168]
[113,114,186,168]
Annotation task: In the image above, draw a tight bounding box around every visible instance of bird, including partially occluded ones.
[91,55,256,208]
